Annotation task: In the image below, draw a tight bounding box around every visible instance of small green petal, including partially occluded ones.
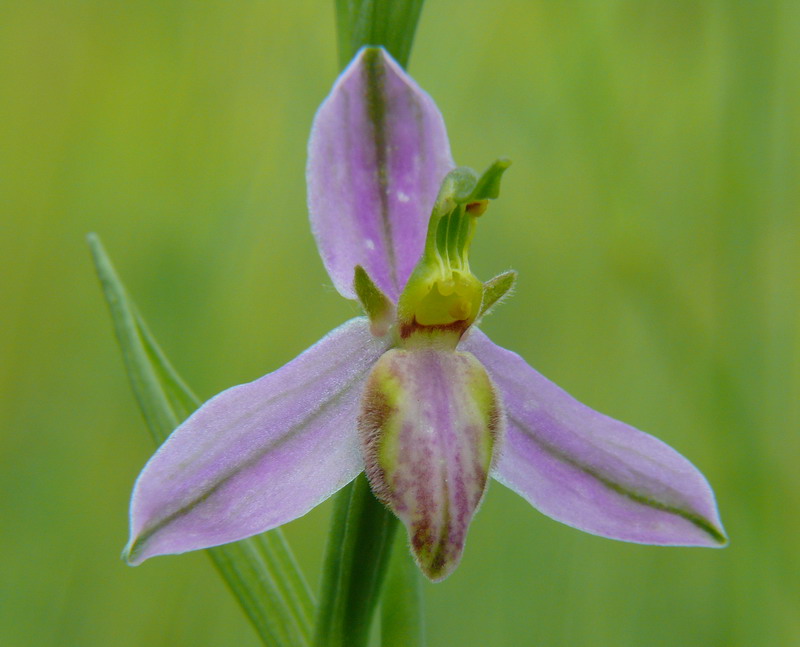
[479,270,517,320]
[354,265,395,337]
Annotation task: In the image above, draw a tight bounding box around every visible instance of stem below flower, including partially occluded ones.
[318,5,425,645]
[381,531,426,646]
[313,474,399,647]
[335,0,425,70]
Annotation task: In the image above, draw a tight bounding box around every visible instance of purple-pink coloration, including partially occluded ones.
[125,47,725,580]
[307,48,454,300]
[360,349,500,580]
[463,329,725,546]
[126,319,388,564]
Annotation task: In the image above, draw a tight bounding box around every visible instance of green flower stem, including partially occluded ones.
[320,5,427,646]
[313,475,399,647]
[89,234,314,647]
[381,531,426,647]
[335,0,425,69]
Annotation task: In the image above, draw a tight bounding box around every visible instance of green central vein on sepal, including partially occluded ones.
[363,47,399,292]
[124,364,370,564]
[506,413,728,545]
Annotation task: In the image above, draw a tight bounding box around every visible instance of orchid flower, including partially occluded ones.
[125,47,726,582]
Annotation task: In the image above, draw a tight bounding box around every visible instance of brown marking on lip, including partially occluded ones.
[398,317,470,341]
[358,368,394,506]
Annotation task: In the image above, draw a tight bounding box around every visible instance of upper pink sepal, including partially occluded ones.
[307,47,455,301]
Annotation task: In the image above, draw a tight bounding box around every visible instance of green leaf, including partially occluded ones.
[381,531,426,647]
[335,0,425,70]
[312,474,399,647]
[206,536,315,647]
[88,233,314,647]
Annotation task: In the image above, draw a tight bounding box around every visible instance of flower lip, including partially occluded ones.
[359,346,502,581]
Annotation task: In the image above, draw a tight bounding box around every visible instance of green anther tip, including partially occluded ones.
[466,158,512,202]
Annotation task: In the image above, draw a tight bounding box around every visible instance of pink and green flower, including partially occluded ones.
[125,48,726,582]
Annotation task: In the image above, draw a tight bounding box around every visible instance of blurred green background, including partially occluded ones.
[2,1,798,645]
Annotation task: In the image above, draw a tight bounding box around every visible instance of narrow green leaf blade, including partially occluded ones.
[312,474,399,647]
[206,533,315,647]
[381,531,426,647]
[335,0,425,70]
[89,233,182,443]
[88,233,314,647]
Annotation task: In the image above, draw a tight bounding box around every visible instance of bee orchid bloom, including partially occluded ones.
[125,48,726,582]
